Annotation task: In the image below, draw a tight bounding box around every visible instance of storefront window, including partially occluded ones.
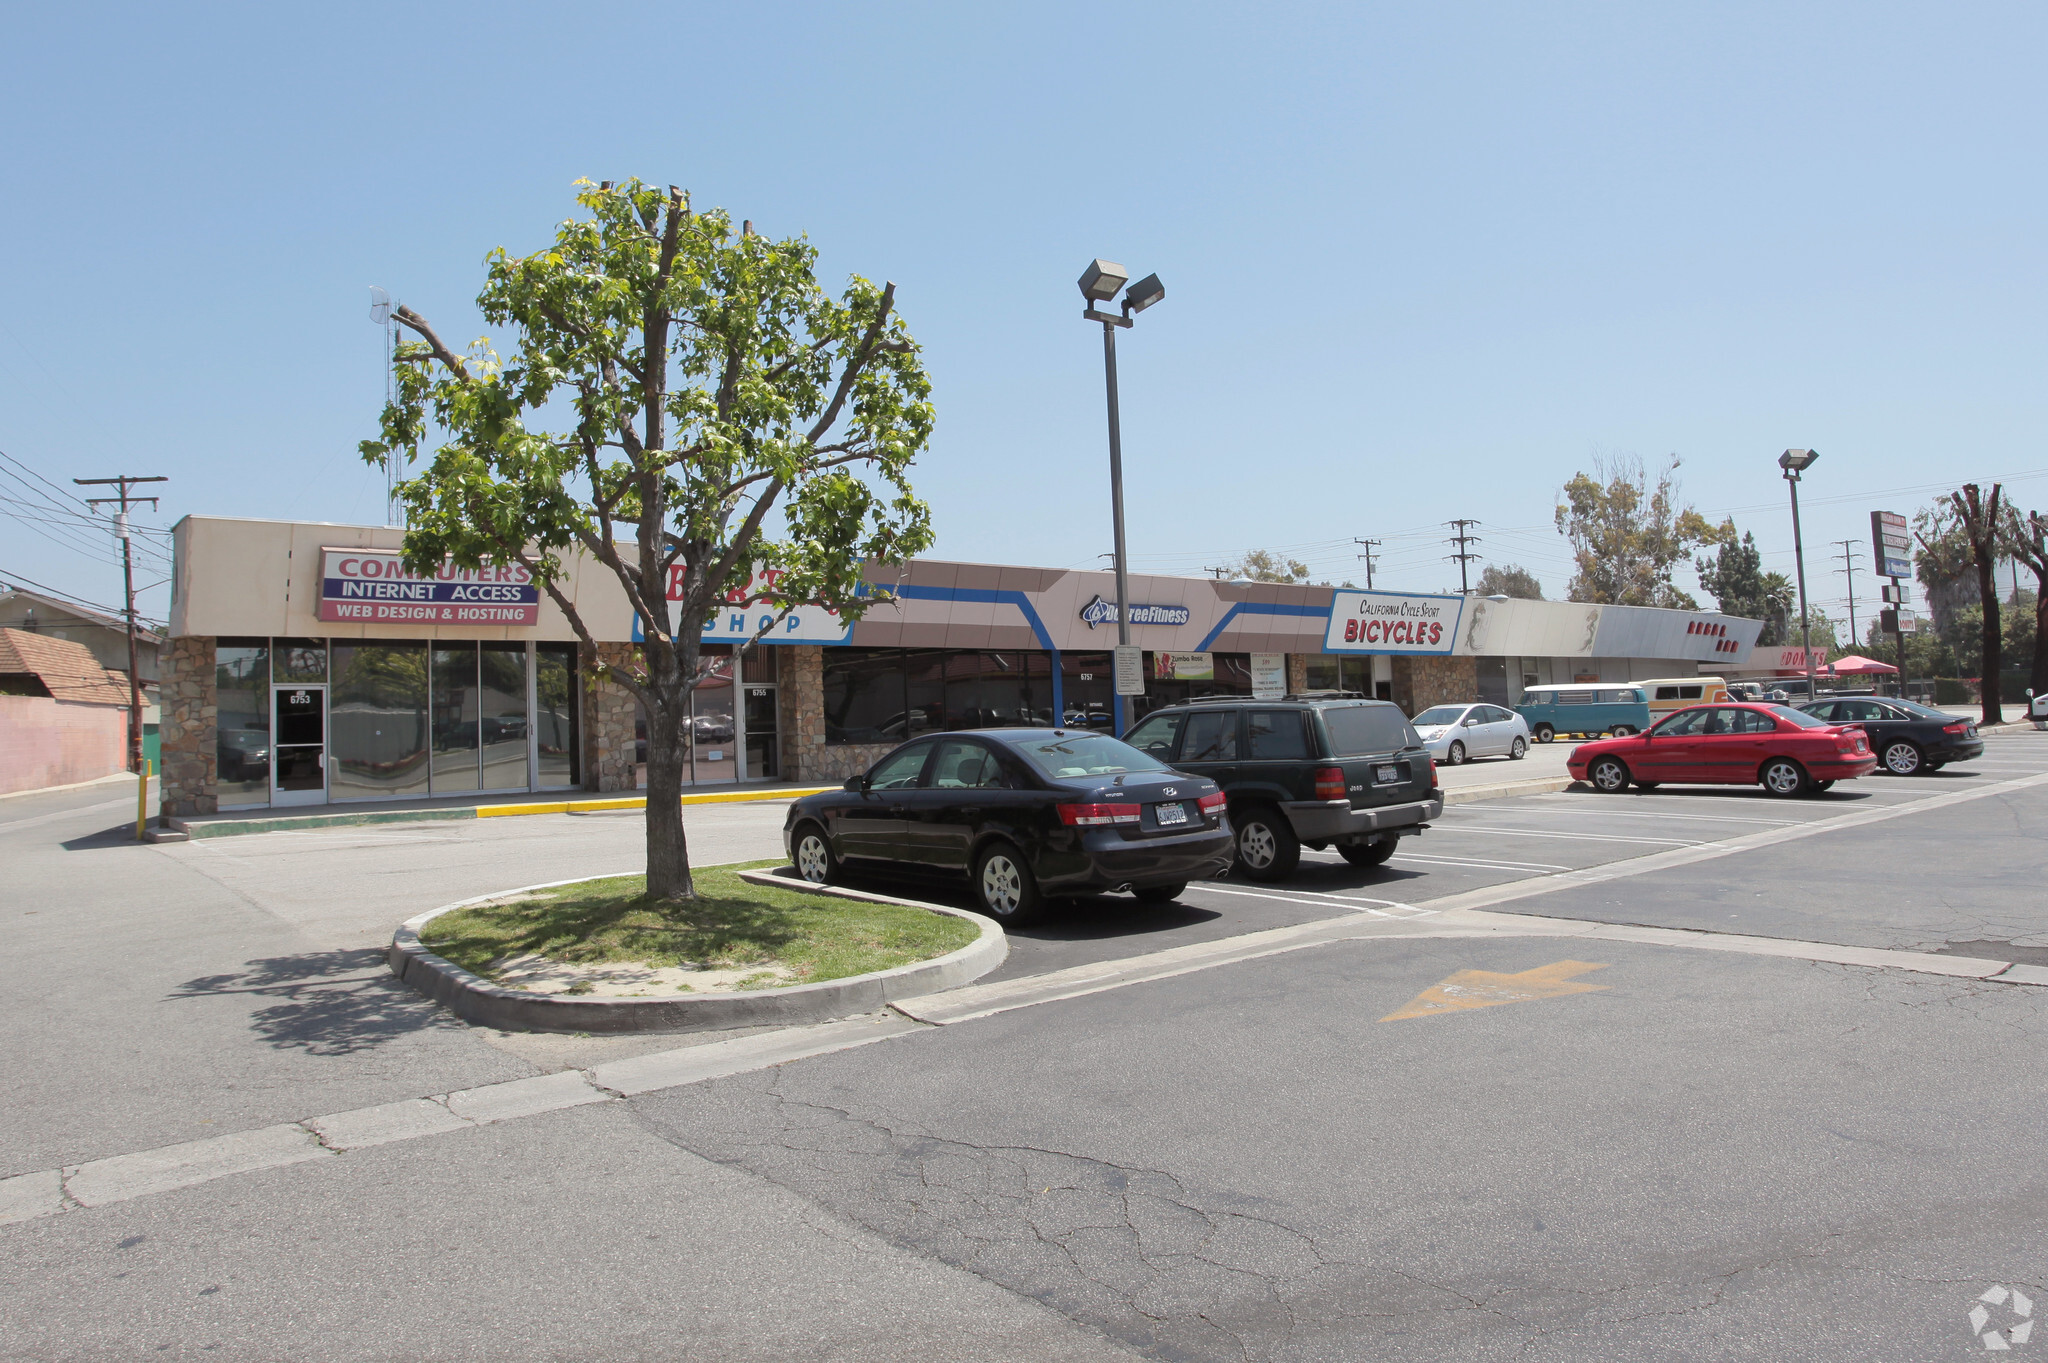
[534,643,579,788]
[480,643,529,791]
[431,645,480,794]
[273,639,327,684]
[1060,652,1113,730]
[330,643,430,800]
[214,640,270,809]
[822,648,909,744]
[693,648,737,785]
[1303,656,1340,692]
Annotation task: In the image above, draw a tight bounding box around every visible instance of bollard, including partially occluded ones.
[136,759,151,841]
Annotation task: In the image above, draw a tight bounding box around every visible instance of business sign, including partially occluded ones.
[318,549,540,626]
[1872,510,1912,580]
[1078,594,1191,630]
[645,564,853,645]
[1250,652,1287,699]
[1153,651,1214,681]
[1323,590,1464,655]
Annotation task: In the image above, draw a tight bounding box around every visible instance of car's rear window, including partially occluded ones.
[1008,733,1168,779]
[1322,705,1420,756]
[1769,705,1829,729]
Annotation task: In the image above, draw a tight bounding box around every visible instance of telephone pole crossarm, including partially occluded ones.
[74,475,169,775]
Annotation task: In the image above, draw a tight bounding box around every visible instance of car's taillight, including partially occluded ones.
[1056,802,1141,827]
[1313,766,1346,800]
[1428,758,1439,789]
[1943,722,1970,735]
[1196,790,1227,813]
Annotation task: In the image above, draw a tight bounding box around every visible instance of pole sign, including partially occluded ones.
[1323,590,1465,655]
[1112,644,1145,696]
[318,549,539,625]
[1871,510,1911,580]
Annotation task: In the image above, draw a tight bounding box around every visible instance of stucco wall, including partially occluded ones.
[0,696,128,795]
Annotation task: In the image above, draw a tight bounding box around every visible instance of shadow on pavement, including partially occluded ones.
[170,948,455,1056]
[822,868,1229,940]
[58,824,158,851]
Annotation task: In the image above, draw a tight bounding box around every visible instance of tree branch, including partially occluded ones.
[393,306,470,379]
[805,282,896,445]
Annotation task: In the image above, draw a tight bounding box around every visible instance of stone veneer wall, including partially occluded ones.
[777,643,895,784]
[1390,655,1478,717]
[580,642,640,793]
[1286,654,1309,695]
[159,636,217,819]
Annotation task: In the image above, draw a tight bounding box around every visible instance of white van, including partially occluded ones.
[1636,675,1731,721]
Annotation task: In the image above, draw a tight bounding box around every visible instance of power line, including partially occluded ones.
[74,474,168,774]
[1353,538,1380,589]
[1830,540,1865,647]
[1444,519,1482,595]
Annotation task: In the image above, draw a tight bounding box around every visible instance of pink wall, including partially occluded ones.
[0,696,128,795]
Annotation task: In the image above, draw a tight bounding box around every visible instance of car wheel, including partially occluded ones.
[1588,756,1631,793]
[1611,725,1635,737]
[1338,838,1397,867]
[1509,736,1528,760]
[1810,779,1836,793]
[1132,883,1187,905]
[792,823,838,885]
[1760,757,1808,798]
[1881,740,1924,776]
[1447,740,1468,766]
[973,842,1045,925]
[1635,782,1661,791]
[1232,806,1301,882]
[1534,724,1555,743]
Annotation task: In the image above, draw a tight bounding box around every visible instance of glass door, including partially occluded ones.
[745,683,778,778]
[271,685,328,806]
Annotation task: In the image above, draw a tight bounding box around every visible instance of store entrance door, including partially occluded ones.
[745,682,778,778]
[271,685,328,806]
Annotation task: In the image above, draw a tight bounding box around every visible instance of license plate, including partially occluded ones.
[1154,801,1188,825]
[1374,764,1401,784]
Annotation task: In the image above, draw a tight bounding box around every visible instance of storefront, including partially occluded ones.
[158,515,1766,818]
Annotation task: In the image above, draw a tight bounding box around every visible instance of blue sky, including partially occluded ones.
[2,3,2043,631]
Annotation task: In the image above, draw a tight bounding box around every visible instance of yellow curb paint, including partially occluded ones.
[1380,960,1611,1022]
[475,789,832,819]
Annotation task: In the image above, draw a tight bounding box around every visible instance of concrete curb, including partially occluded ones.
[387,871,1007,1035]
[172,786,834,840]
[1442,776,1577,805]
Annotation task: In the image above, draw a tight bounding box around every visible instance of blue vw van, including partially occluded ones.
[1515,684,1652,742]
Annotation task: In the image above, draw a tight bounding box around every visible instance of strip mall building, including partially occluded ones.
[159,515,1768,817]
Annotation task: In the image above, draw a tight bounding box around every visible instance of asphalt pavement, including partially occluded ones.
[5,730,2047,1359]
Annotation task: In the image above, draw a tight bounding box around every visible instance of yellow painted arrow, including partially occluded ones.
[1380,960,1611,1022]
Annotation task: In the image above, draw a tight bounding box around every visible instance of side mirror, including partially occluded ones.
[843,775,868,793]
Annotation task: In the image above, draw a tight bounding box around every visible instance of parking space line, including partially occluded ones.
[1445,825,1708,846]
[1390,855,1556,875]
[1449,807,1801,827]
[1192,883,1425,917]
[1304,848,1571,871]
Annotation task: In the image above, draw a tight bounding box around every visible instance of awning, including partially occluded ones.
[1823,654,1900,676]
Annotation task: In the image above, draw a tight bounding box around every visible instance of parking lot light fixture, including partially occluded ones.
[1780,448,1821,698]
[1080,258,1166,735]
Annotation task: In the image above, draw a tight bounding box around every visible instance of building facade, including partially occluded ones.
[159,515,1767,818]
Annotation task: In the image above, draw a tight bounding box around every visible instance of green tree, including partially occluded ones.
[363,179,935,899]
[2001,507,2048,696]
[1474,564,1543,599]
[1554,454,1731,608]
[1698,530,1796,642]
[1912,501,1979,637]
[1217,550,1312,584]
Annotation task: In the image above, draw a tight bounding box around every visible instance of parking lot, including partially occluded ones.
[5,728,2048,1359]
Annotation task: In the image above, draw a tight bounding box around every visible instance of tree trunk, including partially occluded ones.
[1977,557,2003,725]
[643,701,695,900]
[2033,588,2048,700]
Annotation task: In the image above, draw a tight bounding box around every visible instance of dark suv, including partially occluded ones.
[1123,695,1443,881]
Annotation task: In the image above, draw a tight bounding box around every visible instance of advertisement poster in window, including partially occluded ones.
[1250,653,1286,698]
[1152,651,1214,681]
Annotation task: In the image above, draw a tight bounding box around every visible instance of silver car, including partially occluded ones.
[1410,702,1531,765]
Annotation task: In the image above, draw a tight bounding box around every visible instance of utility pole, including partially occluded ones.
[1353,538,1380,589]
[75,475,168,774]
[1444,520,1482,595]
[1831,540,1863,647]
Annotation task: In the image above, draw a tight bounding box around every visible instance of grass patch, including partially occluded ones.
[421,860,977,990]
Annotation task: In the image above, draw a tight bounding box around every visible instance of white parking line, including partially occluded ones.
[1445,825,1708,846]
[1392,853,1568,874]
[1450,807,1801,827]
[1193,883,1427,917]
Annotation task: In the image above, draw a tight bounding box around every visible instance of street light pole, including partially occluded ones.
[1079,260,1164,736]
[1779,449,1820,698]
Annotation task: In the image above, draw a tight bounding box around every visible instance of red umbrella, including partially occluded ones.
[1823,654,1900,675]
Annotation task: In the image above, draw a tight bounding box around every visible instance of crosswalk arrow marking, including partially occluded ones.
[1380,960,1612,1022]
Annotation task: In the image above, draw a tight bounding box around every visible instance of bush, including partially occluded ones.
[1933,678,1974,706]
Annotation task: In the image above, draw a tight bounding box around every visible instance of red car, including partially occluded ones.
[1568,702,1877,797]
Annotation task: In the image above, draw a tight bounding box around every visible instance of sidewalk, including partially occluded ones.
[165,778,835,841]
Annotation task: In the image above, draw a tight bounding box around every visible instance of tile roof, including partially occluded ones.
[0,628,136,706]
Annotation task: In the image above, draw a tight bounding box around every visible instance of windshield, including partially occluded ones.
[1893,699,1951,721]
[1769,705,1829,728]
[1009,732,1169,780]
[1412,706,1467,726]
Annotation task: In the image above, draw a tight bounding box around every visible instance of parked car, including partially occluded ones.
[1796,696,1983,775]
[1569,702,1876,797]
[2031,687,2048,730]
[1514,685,1650,743]
[783,728,1233,924]
[1122,695,1442,881]
[217,729,270,782]
[1410,702,1532,763]
[1637,675,1733,722]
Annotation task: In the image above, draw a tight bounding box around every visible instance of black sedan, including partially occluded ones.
[782,728,1234,925]
[1796,695,1984,775]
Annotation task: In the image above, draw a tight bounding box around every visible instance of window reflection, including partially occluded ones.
[330,643,429,800]
[431,645,480,793]
[215,641,270,808]
[480,644,528,790]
